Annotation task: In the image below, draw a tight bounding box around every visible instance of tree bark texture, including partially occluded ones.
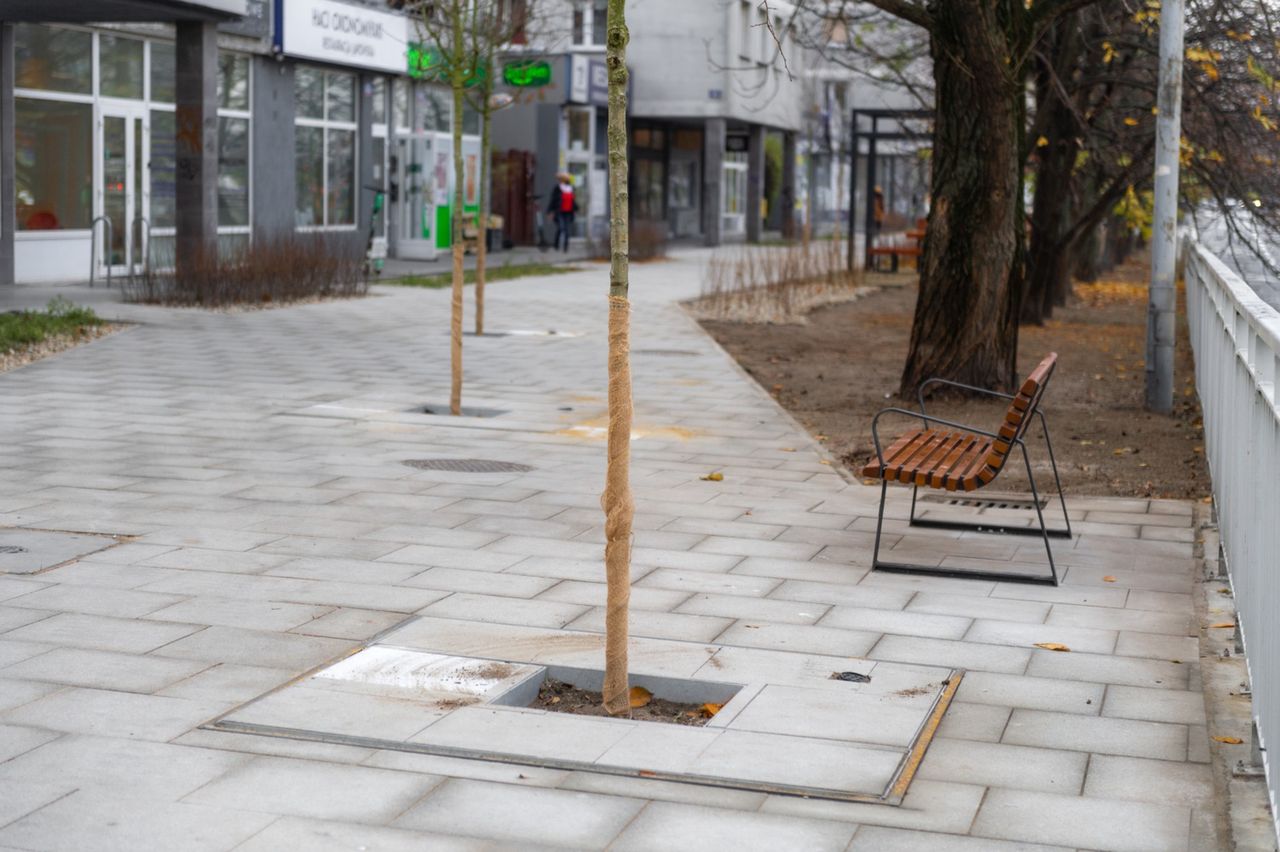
[900,1,1024,395]
[600,0,632,717]
[449,36,466,416]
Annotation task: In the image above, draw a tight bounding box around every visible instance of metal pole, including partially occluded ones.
[1146,0,1183,413]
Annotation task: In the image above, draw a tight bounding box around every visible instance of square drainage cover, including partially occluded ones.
[209,643,960,804]
[0,528,121,575]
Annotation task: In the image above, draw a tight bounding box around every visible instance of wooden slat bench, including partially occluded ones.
[867,244,922,273]
[861,353,1072,585]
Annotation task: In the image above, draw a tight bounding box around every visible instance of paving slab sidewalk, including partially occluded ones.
[0,248,1222,851]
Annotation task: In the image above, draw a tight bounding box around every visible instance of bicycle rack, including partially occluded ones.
[130,216,151,287]
[89,216,113,289]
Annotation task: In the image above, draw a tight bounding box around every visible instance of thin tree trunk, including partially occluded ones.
[476,75,492,336]
[900,2,1023,395]
[449,39,465,416]
[601,0,632,717]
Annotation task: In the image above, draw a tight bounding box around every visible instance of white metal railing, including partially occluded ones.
[1185,242,1280,840]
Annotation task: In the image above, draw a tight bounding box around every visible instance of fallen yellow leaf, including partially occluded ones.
[1036,135,1050,147]
[1035,642,1071,652]
[1210,622,1236,629]
[629,686,653,709]
[1102,576,1117,583]
[1124,116,1139,126]
[700,703,723,717]
[700,472,724,481]
[1212,735,1244,744]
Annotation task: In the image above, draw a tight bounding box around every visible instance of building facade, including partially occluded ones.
[0,0,482,285]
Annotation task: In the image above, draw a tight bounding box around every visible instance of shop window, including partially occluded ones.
[14,25,91,95]
[393,78,410,130]
[150,110,177,229]
[218,117,250,227]
[567,109,591,153]
[572,0,607,46]
[150,42,175,103]
[370,78,387,126]
[416,84,449,132]
[14,98,93,230]
[462,102,480,136]
[218,53,250,111]
[100,35,145,99]
[295,67,357,228]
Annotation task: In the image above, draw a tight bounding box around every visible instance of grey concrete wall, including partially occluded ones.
[702,117,725,247]
[175,21,218,273]
[250,56,295,239]
[0,24,14,286]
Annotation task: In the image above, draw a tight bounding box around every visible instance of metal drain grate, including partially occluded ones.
[403,458,534,473]
[0,545,28,555]
[920,495,1047,510]
[634,349,701,357]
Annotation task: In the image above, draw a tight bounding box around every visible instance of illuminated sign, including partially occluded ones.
[503,60,552,88]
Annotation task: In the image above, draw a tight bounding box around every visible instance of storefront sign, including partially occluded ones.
[569,55,608,106]
[221,0,271,39]
[503,60,551,88]
[276,0,409,74]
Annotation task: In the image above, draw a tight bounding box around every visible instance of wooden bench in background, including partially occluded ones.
[861,353,1072,585]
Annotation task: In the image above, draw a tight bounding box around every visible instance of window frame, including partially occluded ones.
[295,66,359,231]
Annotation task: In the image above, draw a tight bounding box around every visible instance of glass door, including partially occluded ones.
[98,103,148,276]
[394,133,438,260]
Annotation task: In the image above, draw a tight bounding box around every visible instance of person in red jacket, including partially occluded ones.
[547,172,578,253]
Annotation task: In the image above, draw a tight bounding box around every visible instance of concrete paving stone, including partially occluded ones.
[0,647,211,694]
[954,671,1104,715]
[364,524,502,549]
[970,788,1191,852]
[848,825,1073,851]
[1113,630,1199,662]
[1084,510,1189,528]
[0,780,79,839]
[760,779,987,834]
[689,729,903,793]
[822,605,972,640]
[631,547,744,573]
[557,771,767,811]
[660,516,788,541]
[245,516,384,540]
[505,556,653,584]
[0,576,52,603]
[869,634,1032,675]
[0,725,59,763]
[1140,524,1196,543]
[726,683,933,748]
[611,801,857,852]
[733,555,869,584]
[3,687,225,741]
[988,582,1129,608]
[152,625,351,670]
[172,728,377,766]
[907,592,1049,624]
[538,579,691,611]
[233,816,501,852]
[676,592,830,625]
[465,514,595,541]
[288,607,407,640]
[0,641,55,670]
[693,536,823,560]
[916,737,1087,794]
[0,605,53,633]
[1126,589,1194,613]
[406,566,560,599]
[140,547,294,575]
[378,544,527,572]
[1187,725,1211,764]
[1003,708,1188,761]
[714,620,879,657]
[768,579,914,611]
[4,612,202,654]
[1082,753,1215,806]
[1045,602,1194,636]
[140,528,285,552]
[594,723,721,774]
[422,593,589,629]
[35,560,174,589]
[184,755,441,823]
[264,555,424,585]
[157,663,293,704]
[568,606,734,644]
[1027,648,1189,690]
[1102,684,1207,725]
[229,683,445,742]
[410,705,633,762]
[484,535,604,561]
[635,568,779,598]
[394,778,645,849]
[962,618,1118,655]
[363,749,570,788]
[935,701,1013,742]
[250,535,404,561]
[144,596,334,632]
[0,735,249,800]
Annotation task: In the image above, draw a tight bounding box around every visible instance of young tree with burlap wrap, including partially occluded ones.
[600,0,633,717]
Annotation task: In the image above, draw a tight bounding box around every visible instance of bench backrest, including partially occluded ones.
[975,353,1058,486]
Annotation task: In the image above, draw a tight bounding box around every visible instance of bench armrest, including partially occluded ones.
[917,377,1015,414]
[870,407,1009,469]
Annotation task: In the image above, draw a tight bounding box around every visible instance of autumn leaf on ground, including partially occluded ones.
[1209,622,1236,629]
[1103,576,1117,582]
[700,703,723,718]
[629,686,653,709]
[1035,642,1071,652]
[700,472,724,481]
[1212,735,1244,744]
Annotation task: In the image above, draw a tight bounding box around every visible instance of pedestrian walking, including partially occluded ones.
[548,173,578,253]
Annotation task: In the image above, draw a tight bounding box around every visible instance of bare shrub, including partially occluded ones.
[588,220,668,262]
[691,233,864,324]
[124,233,367,308]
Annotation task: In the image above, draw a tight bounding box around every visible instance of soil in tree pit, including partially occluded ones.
[700,253,1210,499]
[532,679,713,726]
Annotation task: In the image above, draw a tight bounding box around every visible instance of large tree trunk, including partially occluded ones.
[600,0,632,717]
[900,3,1023,395]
